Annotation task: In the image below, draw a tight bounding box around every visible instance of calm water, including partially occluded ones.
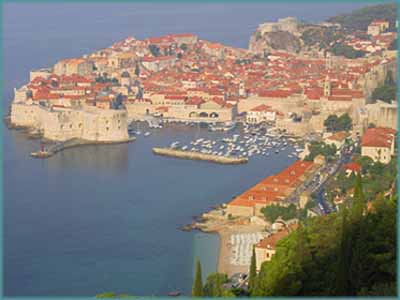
[3,2,371,296]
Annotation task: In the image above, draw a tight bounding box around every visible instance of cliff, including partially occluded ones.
[249,30,302,54]
[248,18,344,55]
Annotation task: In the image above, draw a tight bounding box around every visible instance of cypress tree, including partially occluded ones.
[349,175,368,294]
[248,246,258,295]
[192,259,203,297]
[134,63,140,77]
[335,208,351,295]
[351,174,365,222]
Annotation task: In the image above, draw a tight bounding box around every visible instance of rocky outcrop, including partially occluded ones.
[249,30,302,54]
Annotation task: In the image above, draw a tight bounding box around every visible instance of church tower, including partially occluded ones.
[324,75,331,97]
[326,52,333,70]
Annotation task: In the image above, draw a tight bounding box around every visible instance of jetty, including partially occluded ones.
[152,147,248,165]
[30,136,135,159]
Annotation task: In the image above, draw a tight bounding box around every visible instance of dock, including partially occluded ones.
[30,136,135,159]
[152,147,248,165]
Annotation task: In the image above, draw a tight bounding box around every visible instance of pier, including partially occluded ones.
[152,147,249,165]
[30,136,135,159]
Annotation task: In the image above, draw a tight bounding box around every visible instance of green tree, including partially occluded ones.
[192,259,203,297]
[335,209,351,295]
[351,174,365,222]
[203,273,229,297]
[371,71,397,103]
[180,43,188,51]
[324,114,352,132]
[337,113,352,131]
[330,43,366,59]
[324,114,339,132]
[134,63,140,76]
[304,141,337,162]
[248,246,258,295]
[148,44,160,57]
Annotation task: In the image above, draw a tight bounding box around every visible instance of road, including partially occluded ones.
[287,141,357,215]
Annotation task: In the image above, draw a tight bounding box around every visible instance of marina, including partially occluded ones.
[149,121,304,162]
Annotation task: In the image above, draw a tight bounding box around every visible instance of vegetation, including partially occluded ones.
[251,175,396,296]
[134,63,140,76]
[180,43,188,51]
[371,70,397,103]
[327,3,397,32]
[203,273,233,297]
[248,247,258,294]
[324,113,352,132]
[388,38,397,50]
[95,74,119,84]
[301,26,343,49]
[148,44,160,57]
[192,259,203,297]
[330,43,366,59]
[304,141,337,162]
[261,203,298,223]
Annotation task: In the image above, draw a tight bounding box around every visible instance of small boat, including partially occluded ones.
[168,291,181,297]
[144,132,151,137]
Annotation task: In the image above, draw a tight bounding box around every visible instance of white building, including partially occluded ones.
[246,104,277,124]
[361,127,396,164]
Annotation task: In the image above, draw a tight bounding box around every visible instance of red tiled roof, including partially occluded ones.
[361,127,396,148]
[344,162,361,173]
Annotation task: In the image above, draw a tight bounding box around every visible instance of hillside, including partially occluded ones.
[247,152,398,297]
[327,3,397,32]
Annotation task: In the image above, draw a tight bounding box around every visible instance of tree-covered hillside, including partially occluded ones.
[251,175,397,297]
[327,3,397,32]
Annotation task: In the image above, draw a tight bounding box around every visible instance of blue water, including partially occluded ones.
[3,2,372,296]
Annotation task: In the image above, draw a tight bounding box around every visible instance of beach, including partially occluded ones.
[195,213,267,276]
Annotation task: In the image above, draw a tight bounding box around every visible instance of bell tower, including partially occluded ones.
[324,75,331,97]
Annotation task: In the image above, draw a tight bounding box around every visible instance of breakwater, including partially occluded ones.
[30,137,135,158]
[152,147,248,164]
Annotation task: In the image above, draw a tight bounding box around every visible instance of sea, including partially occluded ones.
[3,2,370,296]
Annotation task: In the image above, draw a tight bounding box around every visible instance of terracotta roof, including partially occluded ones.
[344,162,361,173]
[361,127,396,148]
[327,131,348,142]
[250,104,273,112]
[228,161,314,208]
[256,224,298,249]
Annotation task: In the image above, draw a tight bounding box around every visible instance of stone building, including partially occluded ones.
[255,223,298,271]
[366,100,397,130]
[361,127,396,164]
[54,58,94,76]
[10,101,129,143]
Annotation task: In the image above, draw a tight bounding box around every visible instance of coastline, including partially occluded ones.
[194,214,266,276]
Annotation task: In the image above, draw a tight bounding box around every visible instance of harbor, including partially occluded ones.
[128,120,305,163]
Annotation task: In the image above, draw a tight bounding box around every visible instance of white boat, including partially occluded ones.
[144,132,151,137]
